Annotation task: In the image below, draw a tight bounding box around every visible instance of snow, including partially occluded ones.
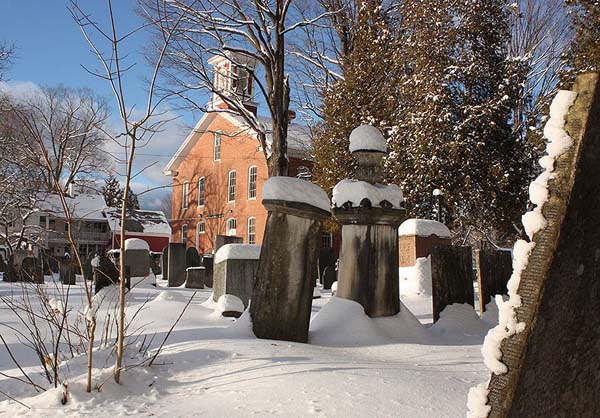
[103,208,171,236]
[467,89,577,417]
[262,176,331,213]
[1,262,497,417]
[123,238,149,251]
[348,125,387,153]
[216,294,245,314]
[332,179,404,209]
[399,256,432,295]
[214,244,261,264]
[398,218,451,238]
[37,192,107,221]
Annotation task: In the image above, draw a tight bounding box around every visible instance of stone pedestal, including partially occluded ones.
[185,267,205,289]
[167,243,186,287]
[59,259,76,285]
[213,244,260,308]
[250,199,330,343]
[334,208,405,317]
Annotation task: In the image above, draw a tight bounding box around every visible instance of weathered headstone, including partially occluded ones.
[322,265,336,290]
[483,73,600,417]
[213,244,260,307]
[430,245,474,322]
[21,257,43,284]
[149,252,161,275]
[161,246,169,281]
[250,177,331,343]
[318,247,336,285]
[93,254,120,294]
[123,238,150,278]
[185,266,205,289]
[167,243,186,287]
[201,254,214,288]
[185,247,201,268]
[59,257,76,285]
[214,235,243,254]
[333,125,406,317]
[82,253,94,282]
[475,249,512,315]
[0,255,5,273]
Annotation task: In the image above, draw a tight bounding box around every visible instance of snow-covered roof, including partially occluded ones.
[163,112,312,175]
[398,219,451,238]
[262,176,331,213]
[104,208,171,236]
[332,180,403,209]
[349,125,387,153]
[214,244,261,264]
[37,193,107,221]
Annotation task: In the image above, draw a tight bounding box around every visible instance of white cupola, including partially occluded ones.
[208,51,258,115]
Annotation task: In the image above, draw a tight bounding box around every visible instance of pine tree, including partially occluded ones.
[564,0,600,80]
[102,175,122,207]
[124,187,140,210]
[313,1,400,196]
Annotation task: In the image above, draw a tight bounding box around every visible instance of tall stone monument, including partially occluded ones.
[480,73,600,417]
[250,177,331,343]
[332,125,406,317]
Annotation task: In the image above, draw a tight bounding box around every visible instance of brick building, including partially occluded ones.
[164,52,321,254]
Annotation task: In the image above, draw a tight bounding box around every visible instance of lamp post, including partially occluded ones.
[433,189,443,223]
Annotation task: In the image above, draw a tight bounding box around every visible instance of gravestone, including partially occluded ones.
[318,247,336,285]
[93,254,120,294]
[214,235,243,254]
[186,247,201,268]
[213,244,260,308]
[201,254,214,288]
[483,73,600,417]
[59,257,76,285]
[123,238,150,278]
[430,245,474,322]
[250,177,331,343]
[475,249,512,315]
[82,253,95,282]
[167,243,186,287]
[398,219,452,267]
[185,266,205,289]
[21,257,43,283]
[333,125,406,317]
[161,246,169,281]
[0,255,5,273]
[322,265,336,290]
[149,253,161,275]
[4,249,27,282]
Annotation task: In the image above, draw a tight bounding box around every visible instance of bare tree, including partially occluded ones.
[70,0,184,384]
[142,0,335,177]
[0,41,15,81]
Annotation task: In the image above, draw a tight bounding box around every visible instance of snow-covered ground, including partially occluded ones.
[0,272,494,417]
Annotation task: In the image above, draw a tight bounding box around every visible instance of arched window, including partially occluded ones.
[198,177,206,207]
[226,218,237,236]
[248,166,257,199]
[182,181,190,209]
[228,170,236,202]
[247,217,256,244]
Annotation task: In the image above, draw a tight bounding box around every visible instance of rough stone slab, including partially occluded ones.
[167,243,186,287]
[124,249,150,278]
[186,247,201,268]
[486,73,600,417]
[475,249,512,315]
[213,258,259,307]
[185,267,205,289]
[430,245,474,322]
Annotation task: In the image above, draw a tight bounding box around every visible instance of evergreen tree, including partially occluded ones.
[102,175,140,210]
[564,0,600,80]
[124,187,140,210]
[313,1,399,196]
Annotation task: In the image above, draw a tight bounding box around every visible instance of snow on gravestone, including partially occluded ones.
[123,238,150,278]
[250,176,331,343]
[467,73,600,418]
[213,244,261,307]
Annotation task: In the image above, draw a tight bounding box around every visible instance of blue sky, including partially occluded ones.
[0,0,201,210]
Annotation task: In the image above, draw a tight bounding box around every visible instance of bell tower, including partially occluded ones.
[208,51,258,115]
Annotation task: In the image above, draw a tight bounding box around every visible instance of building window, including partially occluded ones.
[182,224,188,245]
[248,166,257,199]
[196,221,205,252]
[321,231,333,248]
[198,177,206,207]
[38,215,47,228]
[247,217,256,244]
[214,132,221,161]
[197,221,205,234]
[226,218,237,236]
[182,181,190,210]
[228,170,236,202]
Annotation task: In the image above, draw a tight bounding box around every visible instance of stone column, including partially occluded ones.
[250,177,331,343]
[333,125,406,317]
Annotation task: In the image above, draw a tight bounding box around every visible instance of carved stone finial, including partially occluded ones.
[349,125,387,184]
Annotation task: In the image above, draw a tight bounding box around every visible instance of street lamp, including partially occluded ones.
[432,189,443,223]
